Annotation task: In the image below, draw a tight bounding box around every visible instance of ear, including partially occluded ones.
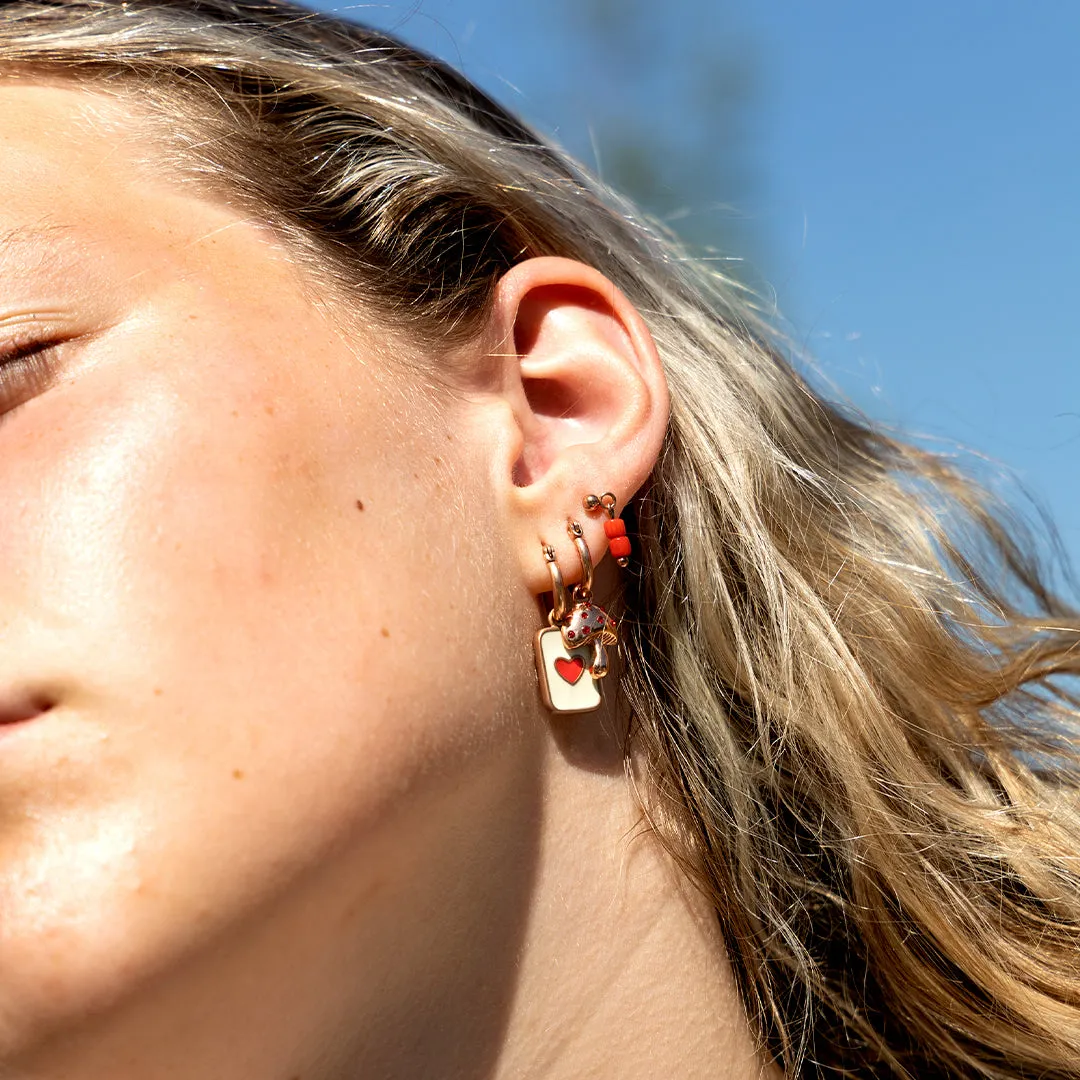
[481,256,670,597]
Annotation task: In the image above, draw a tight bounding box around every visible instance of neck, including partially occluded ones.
[493,721,780,1080]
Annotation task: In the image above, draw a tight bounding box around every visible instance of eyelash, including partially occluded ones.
[0,336,66,420]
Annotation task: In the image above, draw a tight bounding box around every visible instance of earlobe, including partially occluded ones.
[483,256,669,598]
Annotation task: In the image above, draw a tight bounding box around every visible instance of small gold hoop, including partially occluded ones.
[542,542,570,623]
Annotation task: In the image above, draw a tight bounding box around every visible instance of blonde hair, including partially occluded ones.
[4,2,1080,1075]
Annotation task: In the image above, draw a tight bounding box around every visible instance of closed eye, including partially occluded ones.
[0,336,67,421]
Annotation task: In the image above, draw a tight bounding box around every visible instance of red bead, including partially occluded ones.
[609,536,631,558]
[604,518,626,539]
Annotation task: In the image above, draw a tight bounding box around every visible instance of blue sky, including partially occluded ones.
[315,2,1080,581]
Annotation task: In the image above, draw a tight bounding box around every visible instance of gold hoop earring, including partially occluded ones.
[534,517,618,714]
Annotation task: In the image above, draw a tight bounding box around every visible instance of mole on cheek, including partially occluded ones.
[355,499,364,511]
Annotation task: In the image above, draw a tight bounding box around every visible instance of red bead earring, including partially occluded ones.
[583,492,631,567]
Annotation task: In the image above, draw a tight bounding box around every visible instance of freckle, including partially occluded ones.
[434,456,441,465]
[188,314,198,321]
[380,627,390,638]
[264,404,275,416]
[355,499,364,511]
[231,409,239,418]
[153,687,163,697]
[232,768,245,780]
[413,472,419,479]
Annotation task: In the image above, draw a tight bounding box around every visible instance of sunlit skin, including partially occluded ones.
[0,82,776,1079]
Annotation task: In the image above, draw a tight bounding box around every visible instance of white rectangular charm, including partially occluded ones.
[535,625,601,713]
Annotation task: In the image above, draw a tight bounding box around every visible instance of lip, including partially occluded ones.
[0,689,55,727]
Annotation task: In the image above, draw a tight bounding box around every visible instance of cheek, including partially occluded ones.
[0,338,514,1037]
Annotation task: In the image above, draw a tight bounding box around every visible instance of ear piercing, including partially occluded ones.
[534,491,630,714]
[583,491,631,567]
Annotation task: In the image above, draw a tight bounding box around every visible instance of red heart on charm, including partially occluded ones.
[554,656,585,684]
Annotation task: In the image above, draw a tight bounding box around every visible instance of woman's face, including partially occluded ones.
[0,81,544,1073]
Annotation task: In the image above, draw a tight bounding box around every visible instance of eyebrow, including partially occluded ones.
[0,222,80,260]
[0,223,91,280]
